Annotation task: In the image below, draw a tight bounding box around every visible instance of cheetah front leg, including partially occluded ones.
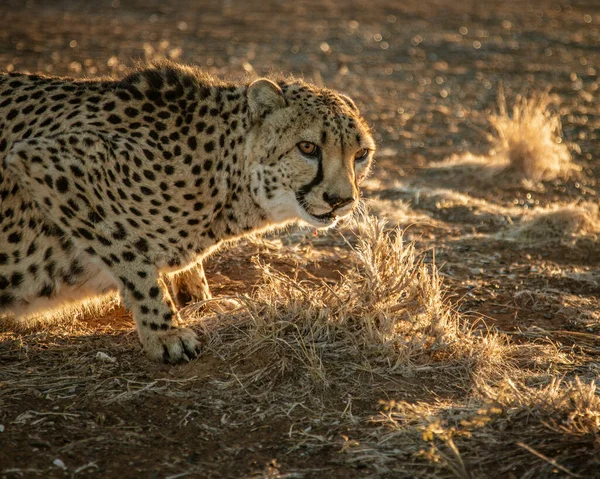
[102,249,200,362]
[5,132,200,363]
[167,262,241,313]
[168,261,212,308]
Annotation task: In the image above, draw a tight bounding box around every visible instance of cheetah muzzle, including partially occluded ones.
[0,61,375,363]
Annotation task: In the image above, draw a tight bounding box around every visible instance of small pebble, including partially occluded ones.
[53,459,66,469]
[0,424,5,432]
[95,351,117,363]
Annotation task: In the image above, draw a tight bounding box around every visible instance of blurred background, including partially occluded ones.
[1,0,599,167]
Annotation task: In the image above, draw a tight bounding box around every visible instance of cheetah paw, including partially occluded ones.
[142,327,200,364]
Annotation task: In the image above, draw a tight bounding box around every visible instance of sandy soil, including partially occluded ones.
[1,1,600,478]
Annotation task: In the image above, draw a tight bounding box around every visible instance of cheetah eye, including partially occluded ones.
[354,148,369,162]
[297,141,319,157]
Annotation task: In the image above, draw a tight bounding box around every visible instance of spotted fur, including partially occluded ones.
[0,61,375,362]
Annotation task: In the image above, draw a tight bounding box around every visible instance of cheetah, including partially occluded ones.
[0,61,375,362]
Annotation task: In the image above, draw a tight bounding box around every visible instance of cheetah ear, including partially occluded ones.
[339,94,359,113]
[247,79,286,121]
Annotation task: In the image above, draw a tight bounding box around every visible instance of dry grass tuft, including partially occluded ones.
[1,213,587,477]
[200,214,460,393]
[185,213,579,477]
[197,213,561,408]
[205,216,455,383]
[498,202,600,246]
[379,377,600,478]
[488,87,577,181]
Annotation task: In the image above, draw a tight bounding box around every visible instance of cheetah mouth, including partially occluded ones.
[310,211,335,222]
[305,204,356,226]
[295,193,339,227]
[300,206,339,226]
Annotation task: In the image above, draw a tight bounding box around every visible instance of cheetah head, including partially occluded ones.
[245,78,375,228]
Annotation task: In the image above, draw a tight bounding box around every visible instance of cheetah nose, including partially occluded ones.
[323,192,355,210]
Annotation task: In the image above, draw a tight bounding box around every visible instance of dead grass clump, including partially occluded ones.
[186,213,572,478]
[382,377,600,478]
[498,202,600,246]
[200,215,456,396]
[489,88,577,181]
[1,213,580,478]
[199,214,549,400]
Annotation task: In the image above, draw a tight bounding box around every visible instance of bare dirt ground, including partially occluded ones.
[1,1,600,478]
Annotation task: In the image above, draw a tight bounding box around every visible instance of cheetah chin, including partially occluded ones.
[0,60,375,363]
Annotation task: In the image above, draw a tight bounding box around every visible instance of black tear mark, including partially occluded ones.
[295,151,323,204]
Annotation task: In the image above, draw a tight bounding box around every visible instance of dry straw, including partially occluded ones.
[498,202,600,246]
[377,377,600,478]
[2,213,597,478]
[489,86,577,181]
[196,213,594,477]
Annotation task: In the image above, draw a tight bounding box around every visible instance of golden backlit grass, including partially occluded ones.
[179,214,591,477]
[377,378,600,478]
[200,215,535,390]
[427,89,579,186]
[497,202,600,246]
[488,87,577,182]
[1,214,596,478]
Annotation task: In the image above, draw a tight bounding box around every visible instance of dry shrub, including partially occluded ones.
[202,215,457,393]
[489,88,577,181]
[190,213,575,477]
[200,214,555,398]
[1,213,580,478]
[381,378,600,478]
[498,202,600,246]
